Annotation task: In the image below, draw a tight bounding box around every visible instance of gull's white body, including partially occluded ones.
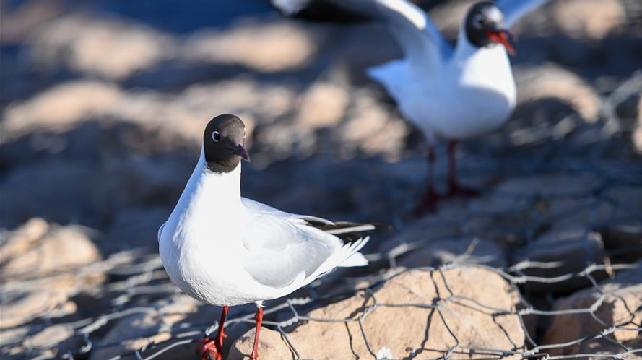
[363,0,544,143]
[271,0,549,142]
[369,25,516,140]
[159,151,368,306]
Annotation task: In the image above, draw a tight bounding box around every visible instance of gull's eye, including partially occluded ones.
[211,131,221,142]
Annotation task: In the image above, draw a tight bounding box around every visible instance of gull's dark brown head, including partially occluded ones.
[465,1,515,55]
[203,114,249,173]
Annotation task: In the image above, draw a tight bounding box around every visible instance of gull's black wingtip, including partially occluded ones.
[305,220,392,243]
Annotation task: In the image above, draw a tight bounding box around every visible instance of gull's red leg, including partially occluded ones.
[195,305,229,360]
[250,306,264,360]
[414,145,439,216]
[215,305,229,360]
[446,140,479,197]
[195,337,217,360]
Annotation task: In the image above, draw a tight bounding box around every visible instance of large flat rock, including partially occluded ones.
[229,267,524,359]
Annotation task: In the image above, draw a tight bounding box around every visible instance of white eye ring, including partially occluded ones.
[211,131,221,142]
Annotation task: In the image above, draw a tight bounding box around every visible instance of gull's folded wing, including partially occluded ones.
[241,198,373,289]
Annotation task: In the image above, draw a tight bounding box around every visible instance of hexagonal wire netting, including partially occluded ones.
[2,73,642,360]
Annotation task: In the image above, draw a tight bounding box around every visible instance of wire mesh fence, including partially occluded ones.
[1,75,642,360]
[3,248,640,359]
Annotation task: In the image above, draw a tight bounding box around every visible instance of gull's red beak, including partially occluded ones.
[485,29,515,55]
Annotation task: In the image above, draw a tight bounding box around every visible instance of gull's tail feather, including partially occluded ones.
[298,218,385,282]
[339,242,369,267]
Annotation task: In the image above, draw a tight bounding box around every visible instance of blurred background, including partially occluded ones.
[1,0,642,359]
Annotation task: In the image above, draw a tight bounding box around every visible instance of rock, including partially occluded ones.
[228,328,291,360]
[91,294,250,360]
[251,121,318,165]
[378,211,461,254]
[464,195,538,248]
[0,0,65,44]
[550,0,626,40]
[604,185,642,219]
[295,82,349,129]
[183,20,320,72]
[90,157,189,216]
[0,219,102,328]
[0,161,95,228]
[29,14,175,79]
[545,196,615,230]
[597,221,642,263]
[379,210,506,268]
[0,287,75,330]
[0,326,30,358]
[89,294,200,360]
[111,80,278,143]
[339,90,408,159]
[462,215,534,249]
[542,263,642,356]
[102,207,172,253]
[230,267,524,359]
[2,78,294,151]
[0,218,100,278]
[514,65,601,122]
[1,81,123,140]
[494,173,601,198]
[467,194,532,215]
[511,228,606,294]
[398,237,506,268]
[22,325,76,354]
[0,218,49,264]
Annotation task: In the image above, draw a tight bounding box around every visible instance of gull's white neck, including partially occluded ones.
[455,24,505,59]
[451,24,514,96]
[178,149,241,206]
[162,149,243,246]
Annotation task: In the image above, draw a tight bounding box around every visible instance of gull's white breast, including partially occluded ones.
[159,164,284,306]
[404,45,515,140]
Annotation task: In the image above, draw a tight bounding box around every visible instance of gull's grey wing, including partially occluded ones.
[497,0,549,28]
[241,198,374,289]
[242,219,336,288]
[373,0,452,68]
[242,198,375,241]
[241,198,332,224]
[272,0,451,69]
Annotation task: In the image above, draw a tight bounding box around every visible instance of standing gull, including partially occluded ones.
[158,114,376,360]
[274,0,549,214]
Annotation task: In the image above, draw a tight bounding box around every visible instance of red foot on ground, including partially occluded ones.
[195,337,220,360]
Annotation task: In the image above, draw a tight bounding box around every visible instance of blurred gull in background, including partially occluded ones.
[274,0,549,215]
